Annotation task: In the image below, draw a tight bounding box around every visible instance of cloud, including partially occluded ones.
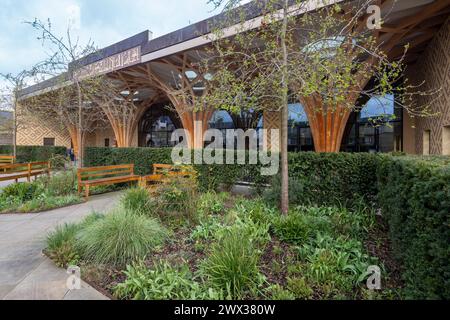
[0,0,223,90]
[66,4,81,30]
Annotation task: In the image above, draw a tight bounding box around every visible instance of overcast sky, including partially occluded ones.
[0,0,229,88]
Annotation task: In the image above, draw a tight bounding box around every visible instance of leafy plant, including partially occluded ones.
[37,170,77,196]
[77,209,167,266]
[114,260,223,300]
[232,198,277,226]
[297,233,377,298]
[1,182,38,202]
[196,191,228,220]
[264,284,295,300]
[272,208,332,244]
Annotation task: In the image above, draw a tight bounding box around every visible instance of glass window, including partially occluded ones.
[443,126,450,155]
[144,116,176,147]
[43,137,55,146]
[423,130,431,155]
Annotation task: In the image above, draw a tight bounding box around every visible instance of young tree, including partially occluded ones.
[23,18,105,167]
[204,0,438,213]
[0,68,40,157]
[204,0,318,214]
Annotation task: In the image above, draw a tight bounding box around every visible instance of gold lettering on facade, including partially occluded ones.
[74,46,141,80]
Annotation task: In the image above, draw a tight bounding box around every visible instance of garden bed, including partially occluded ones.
[44,173,404,300]
[0,170,123,214]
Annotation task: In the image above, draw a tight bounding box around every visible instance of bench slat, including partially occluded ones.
[78,164,133,173]
[79,170,132,179]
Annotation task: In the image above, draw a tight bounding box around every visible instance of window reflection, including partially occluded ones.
[287,94,403,153]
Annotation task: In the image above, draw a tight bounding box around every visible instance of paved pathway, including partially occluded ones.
[0,192,122,300]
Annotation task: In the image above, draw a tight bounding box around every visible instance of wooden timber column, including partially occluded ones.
[299,96,354,152]
[66,124,85,157]
[134,53,214,149]
[102,96,160,148]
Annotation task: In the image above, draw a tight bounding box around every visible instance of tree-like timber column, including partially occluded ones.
[102,96,160,148]
[66,124,84,157]
[135,54,215,149]
[300,96,354,153]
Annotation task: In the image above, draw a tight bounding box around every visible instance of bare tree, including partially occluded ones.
[0,68,40,157]
[23,18,105,167]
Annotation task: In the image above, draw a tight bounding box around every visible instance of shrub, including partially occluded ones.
[77,210,167,266]
[46,223,80,267]
[84,147,269,191]
[1,182,38,202]
[121,187,155,216]
[272,208,332,244]
[37,170,77,196]
[288,152,380,207]
[263,175,305,206]
[196,191,228,220]
[201,225,264,299]
[114,260,223,300]
[153,174,199,223]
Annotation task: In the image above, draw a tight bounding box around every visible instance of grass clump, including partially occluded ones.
[77,209,167,267]
[46,223,81,267]
[120,187,155,216]
[201,225,265,299]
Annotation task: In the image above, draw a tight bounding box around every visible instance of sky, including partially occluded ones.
[0,0,227,89]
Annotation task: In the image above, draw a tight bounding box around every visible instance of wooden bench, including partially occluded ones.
[140,164,194,187]
[77,164,140,198]
[0,155,15,164]
[0,161,51,183]
[0,155,15,172]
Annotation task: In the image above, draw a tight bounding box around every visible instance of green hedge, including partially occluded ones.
[84,147,173,176]
[84,147,267,191]
[287,152,380,206]
[377,156,450,299]
[0,145,67,163]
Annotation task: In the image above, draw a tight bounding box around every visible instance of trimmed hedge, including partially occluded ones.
[377,156,450,299]
[287,152,380,206]
[84,147,267,191]
[0,145,66,163]
[84,147,173,176]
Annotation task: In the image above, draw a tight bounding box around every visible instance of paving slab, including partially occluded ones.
[0,191,122,300]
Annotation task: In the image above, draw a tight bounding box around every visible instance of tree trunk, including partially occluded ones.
[76,82,83,168]
[280,0,289,215]
[12,96,17,158]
